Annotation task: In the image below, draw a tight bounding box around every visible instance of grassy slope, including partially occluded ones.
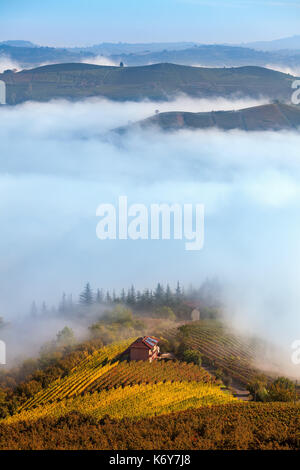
[133,103,300,131]
[0,63,296,104]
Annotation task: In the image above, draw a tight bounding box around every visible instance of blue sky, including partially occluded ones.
[0,0,299,46]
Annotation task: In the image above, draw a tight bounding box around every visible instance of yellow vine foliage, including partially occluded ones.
[19,338,135,411]
[5,381,236,425]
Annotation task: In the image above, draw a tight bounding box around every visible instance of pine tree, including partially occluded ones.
[154,283,164,305]
[41,301,47,315]
[165,284,173,306]
[120,288,126,304]
[68,294,73,312]
[175,281,182,302]
[106,291,112,304]
[30,301,37,318]
[136,290,142,306]
[59,292,67,313]
[96,288,103,304]
[79,283,93,306]
[128,285,136,305]
[131,285,136,303]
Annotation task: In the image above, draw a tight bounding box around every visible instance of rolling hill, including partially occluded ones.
[0,44,93,69]
[110,44,300,68]
[125,103,300,132]
[241,35,300,52]
[0,63,297,104]
[3,41,300,69]
[162,321,275,386]
[4,337,235,425]
[0,323,298,450]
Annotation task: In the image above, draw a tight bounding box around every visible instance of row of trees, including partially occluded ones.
[31,281,187,317]
[79,282,185,308]
[30,278,222,318]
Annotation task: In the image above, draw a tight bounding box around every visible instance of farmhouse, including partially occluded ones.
[128,336,160,362]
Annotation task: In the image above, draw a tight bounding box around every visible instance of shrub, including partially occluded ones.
[247,376,268,402]
[182,349,202,366]
[154,306,176,321]
[267,377,296,402]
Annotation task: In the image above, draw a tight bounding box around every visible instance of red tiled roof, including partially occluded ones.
[129,336,159,350]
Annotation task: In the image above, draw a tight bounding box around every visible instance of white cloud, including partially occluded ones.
[0,55,22,73]
[1,96,300,363]
[80,56,119,66]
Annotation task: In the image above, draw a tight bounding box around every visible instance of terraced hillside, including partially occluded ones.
[1,333,298,450]
[5,381,236,425]
[4,336,237,424]
[85,359,214,393]
[131,103,300,132]
[163,321,270,385]
[19,338,134,411]
[0,63,296,104]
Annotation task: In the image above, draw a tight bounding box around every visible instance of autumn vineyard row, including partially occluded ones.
[164,322,269,384]
[5,381,236,425]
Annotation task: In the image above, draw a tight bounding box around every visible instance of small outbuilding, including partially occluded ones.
[191,309,200,321]
[128,336,160,362]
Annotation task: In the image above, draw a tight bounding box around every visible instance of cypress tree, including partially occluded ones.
[79,283,93,306]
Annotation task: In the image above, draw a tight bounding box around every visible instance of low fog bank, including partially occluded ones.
[80,56,119,67]
[0,316,89,364]
[0,96,300,375]
[0,54,119,73]
[0,55,21,73]
[193,63,300,78]
[266,64,300,77]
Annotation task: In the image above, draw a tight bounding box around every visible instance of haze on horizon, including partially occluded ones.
[0,0,299,47]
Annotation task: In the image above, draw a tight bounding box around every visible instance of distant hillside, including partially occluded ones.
[110,44,300,68]
[71,41,198,55]
[0,45,93,68]
[241,35,300,52]
[2,41,300,70]
[129,103,300,132]
[0,63,296,104]
[0,40,38,48]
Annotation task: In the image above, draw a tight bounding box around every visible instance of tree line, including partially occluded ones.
[30,278,222,318]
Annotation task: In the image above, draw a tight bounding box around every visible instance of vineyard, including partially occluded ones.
[85,359,214,393]
[19,338,134,411]
[4,381,236,425]
[164,321,268,385]
[0,333,240,425]
[1,402,299,450]
[1,328,298,450]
